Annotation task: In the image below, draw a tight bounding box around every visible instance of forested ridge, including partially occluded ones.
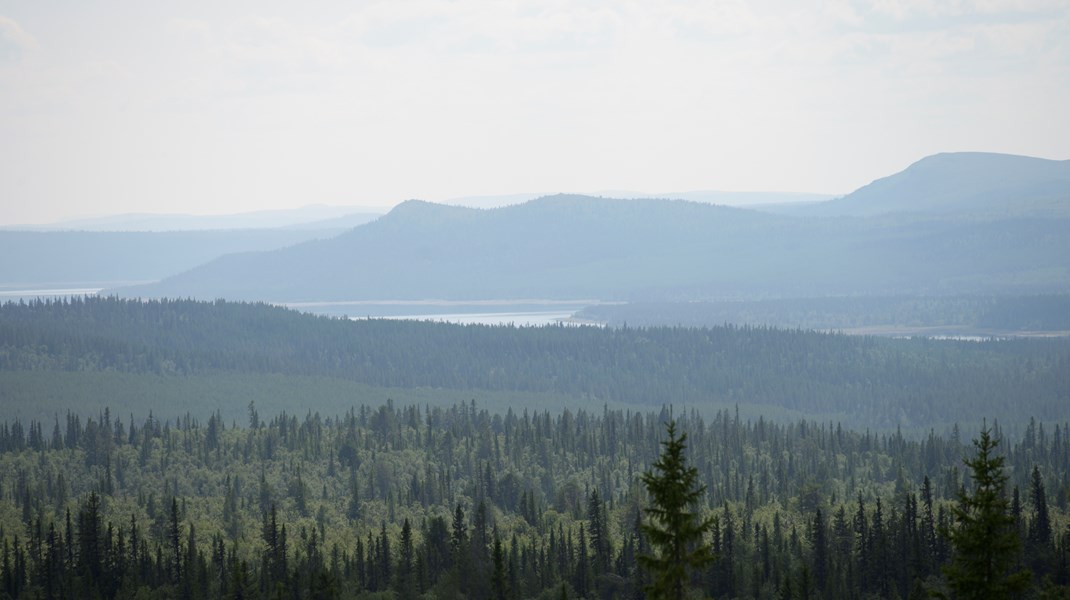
[4,296,1069,597]
[2,297,1070,431]
[113,193,1070,302]
[575,295,1070,332]
[0,402,1068,598]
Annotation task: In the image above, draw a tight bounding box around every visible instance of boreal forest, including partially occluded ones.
[0,298,1068,598]
[4,0,1070,594]
[2,297,1069,432]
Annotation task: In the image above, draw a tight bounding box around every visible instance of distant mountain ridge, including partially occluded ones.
[0,229,341,289]
[441,190,833,209]
[810,152,1070,217]
[0,206,390,293]
[117,196,787,301]
[6,204,385,232]
[113,178,1070,302]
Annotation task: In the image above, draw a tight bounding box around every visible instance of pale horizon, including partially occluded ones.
[2,1,1068,225]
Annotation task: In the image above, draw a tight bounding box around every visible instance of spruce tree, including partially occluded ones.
[943,427,1031,599]
[812,507,828,592]
[169,496,182,583]
[492,528,507,600]
[639,419,716,600]
[1027,465,1053,574]
[587,489,612,574]
[396,518,416,599]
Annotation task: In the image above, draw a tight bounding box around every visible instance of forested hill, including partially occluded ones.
[810,152,1070,217]
[0,228,336,288]
[575,294,1070,332]
[2,297,1069,431]
[112,193,1070,302]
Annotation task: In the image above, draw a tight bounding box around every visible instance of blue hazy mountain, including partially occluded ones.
[0,206,387,291]
[442,191,833,209]
[113,188,1070,302]
[809,152,1070,217]
[0,229,343,289]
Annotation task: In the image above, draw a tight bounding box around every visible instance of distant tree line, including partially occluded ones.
[2,297,1069,430]
[575,294,1070,332]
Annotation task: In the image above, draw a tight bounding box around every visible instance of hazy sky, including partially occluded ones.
[1,0,1068,225]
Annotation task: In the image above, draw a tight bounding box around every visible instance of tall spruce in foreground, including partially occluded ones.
[942,427,1031,599]
[639,419,716,600]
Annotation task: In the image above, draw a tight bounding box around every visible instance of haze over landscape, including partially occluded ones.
[3,1,1069,225]
[2,2,1070,599]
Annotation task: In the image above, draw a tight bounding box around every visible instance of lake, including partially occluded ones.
[0,288,602,326]
[0,287,103,303]
[354,310,579,326]
[283,299,605,326]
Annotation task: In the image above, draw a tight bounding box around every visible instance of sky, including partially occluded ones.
[1,0,1068,225]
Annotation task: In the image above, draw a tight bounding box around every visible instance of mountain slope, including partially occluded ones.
[112,193,1070,302]
[0,229,339,289]
[116,197,782,300]
[811,152,1070,217]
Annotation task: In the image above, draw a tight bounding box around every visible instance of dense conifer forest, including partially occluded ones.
[3,297,1070,597]
[574,295,1070,332]
[2,297,1069,431]
[0,402,1067,598]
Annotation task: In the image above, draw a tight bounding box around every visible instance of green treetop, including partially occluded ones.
[943,427,1031,599]
[639,419,717,600]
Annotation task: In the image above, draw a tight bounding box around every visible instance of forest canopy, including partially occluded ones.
[2,297,1068,432]
[0,401,1066,599]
